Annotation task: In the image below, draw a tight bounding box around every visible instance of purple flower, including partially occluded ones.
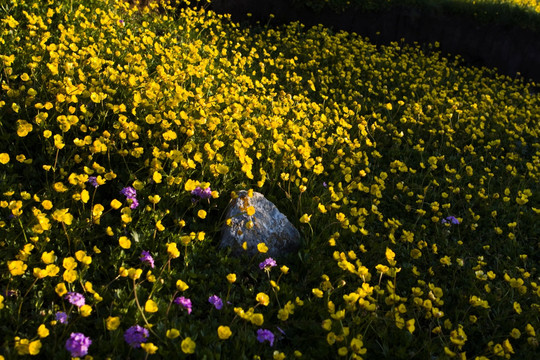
[120,186,137,199]
[56,311,69,324]
[124,325,149,348]
[441,216,460,225]
[87,176,99,188]
[65,292,85,308]
[140,250,155,268]
[208,295,223,310]
[191,186,212,200]
[130,198,139,209]
[323,182,327,188]
[256,329,275,346]
[65,332,92,357]
[174,296,192,314]
[120,186,139,209]
[259,257,277,271]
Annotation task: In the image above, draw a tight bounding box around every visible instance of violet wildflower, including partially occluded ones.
[87,176,99,188]
[208,295,223,310]
[256,329,275,346]
[191,186,212,200]
[124,325,149,348]
[55,311,68,324]
[174,296,192,314]
[441,216,460,225]
[120,186,136,198]
[259,257,277,271]
[140,250,155,268]
[120,186,139,209]
[65,292,85,308]
[65,332,92,357]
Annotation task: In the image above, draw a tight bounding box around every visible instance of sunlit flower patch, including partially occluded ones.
[0,0,538,358]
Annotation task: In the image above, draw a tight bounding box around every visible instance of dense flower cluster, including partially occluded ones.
[124,325,149,348]
[0,0,538,358]
[65,332,92,357]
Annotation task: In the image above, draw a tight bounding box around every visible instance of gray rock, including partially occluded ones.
[219,190,301,257]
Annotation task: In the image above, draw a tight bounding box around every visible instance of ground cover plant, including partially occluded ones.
[0,0,539,358]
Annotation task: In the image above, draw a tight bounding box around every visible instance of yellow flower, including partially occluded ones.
[321,319,332,331]
[3,15,19,28]
[52,208,73,225]
[106,316,120,331]
[152,171,162,183]
[41,200,53,210]
[16,120,33,137]
[37,324,49,338]
[148,195,161,204]
[80,304,92,317]
[145,299,159,313]
[277,308,290,321]
[197,209,207,219]
[385,247,396,263]
[299,213,311,223]
[28,340,41,355]
[55,282,68,297]
[8,260,27,276]
[119,236,131,249]
[510,328,521,339]
[217,325,232,340]
[156,220,165,231]
[128,268,143,280]
[62,257,77,270]
[406,319,416,333]
[176,279,189,291]
[141,342,158,354]
[92,204,105,223]
[63,269,78,283]
[45,264,59,277]
[312,288,323,298]
[227,273,236,283]
[246,206,256,216]
[53,134,65,149]
[110,199,122,209]
[256,292,270,306]
[167,243,180,258]
[250,313,264,326]
[257,243,268,253]
[181,337,196,354]
[180,235,191,245]
[184,179,200,192]
[0,153,9,164]
[166,328,180,339]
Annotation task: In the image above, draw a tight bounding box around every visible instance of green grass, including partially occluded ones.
[0,0,538,358]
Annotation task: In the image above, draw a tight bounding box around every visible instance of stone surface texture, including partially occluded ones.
[220,190,301,257]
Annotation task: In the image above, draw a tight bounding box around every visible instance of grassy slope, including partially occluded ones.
[0,0,538,358]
